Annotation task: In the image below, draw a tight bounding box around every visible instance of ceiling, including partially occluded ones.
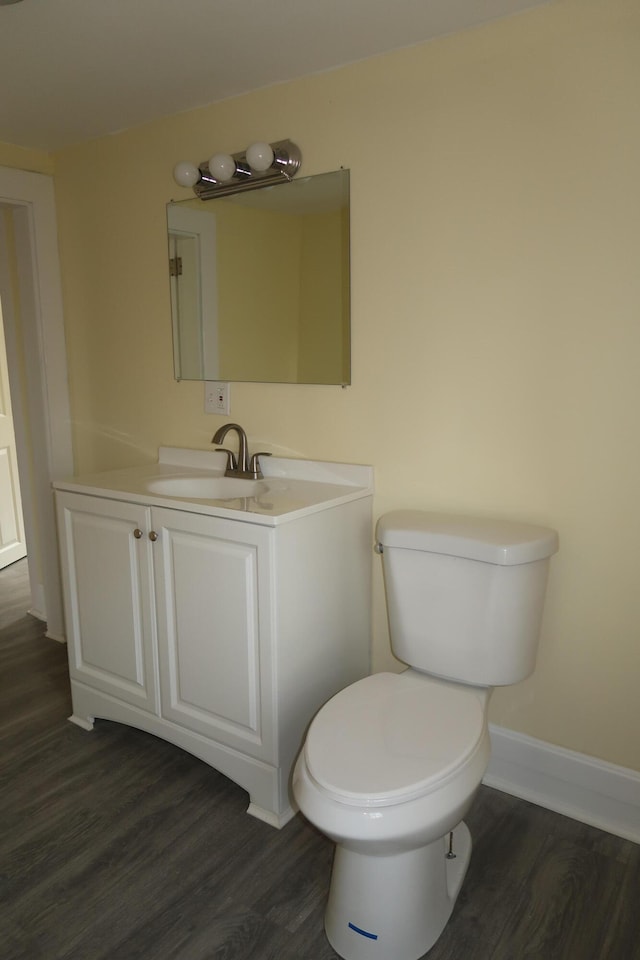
[0,0,550,152]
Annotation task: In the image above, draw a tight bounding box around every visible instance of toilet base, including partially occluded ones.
[324,821,472,960]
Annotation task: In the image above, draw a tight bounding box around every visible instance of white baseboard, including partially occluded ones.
[484,724,640,844]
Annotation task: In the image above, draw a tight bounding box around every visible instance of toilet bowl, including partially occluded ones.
[292,670,491,960]
[293,510,558,960]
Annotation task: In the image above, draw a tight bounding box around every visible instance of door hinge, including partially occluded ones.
[169,256,183,277]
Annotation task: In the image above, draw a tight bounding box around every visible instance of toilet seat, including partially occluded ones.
[304,672,487,807]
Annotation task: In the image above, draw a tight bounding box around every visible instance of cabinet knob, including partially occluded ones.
[149,530,158,542]
[133,528,143,539]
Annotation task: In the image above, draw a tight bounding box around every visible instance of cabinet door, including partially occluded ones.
[152,508,273,760]
[56,492,159,713]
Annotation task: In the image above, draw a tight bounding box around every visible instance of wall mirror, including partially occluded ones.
[167,168,350,384]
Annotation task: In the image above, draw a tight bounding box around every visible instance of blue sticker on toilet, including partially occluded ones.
[348,922,378,940]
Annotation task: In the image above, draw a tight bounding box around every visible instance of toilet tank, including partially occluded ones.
[376,511,559,686]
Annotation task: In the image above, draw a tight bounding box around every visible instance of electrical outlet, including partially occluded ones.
[204,381,230,415]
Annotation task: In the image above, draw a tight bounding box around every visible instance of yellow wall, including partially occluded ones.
[51,0,640,772]
[0,141,53,175]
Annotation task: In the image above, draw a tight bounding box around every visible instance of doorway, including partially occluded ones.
[0,291,26,571]
[0,166,73,641]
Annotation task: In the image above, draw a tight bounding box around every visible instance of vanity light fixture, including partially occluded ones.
[173,139,302,200]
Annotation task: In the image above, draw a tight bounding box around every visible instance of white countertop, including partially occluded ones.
[53,447,374,526]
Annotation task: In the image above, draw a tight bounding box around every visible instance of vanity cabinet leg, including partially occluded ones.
[68,713,95,731]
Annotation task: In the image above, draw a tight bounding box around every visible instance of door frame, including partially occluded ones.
[167,202,218,379]
[0,165,73,640]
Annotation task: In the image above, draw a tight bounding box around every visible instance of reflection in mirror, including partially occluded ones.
[167,169,350,385]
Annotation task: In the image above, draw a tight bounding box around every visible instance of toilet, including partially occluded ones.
[293,510,558,960]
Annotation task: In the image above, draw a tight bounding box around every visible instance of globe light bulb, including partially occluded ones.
[209,153,236,182]
[173,161,200,188]
[246,141,274,172]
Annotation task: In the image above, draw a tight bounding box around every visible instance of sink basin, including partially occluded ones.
[147,476,269,500]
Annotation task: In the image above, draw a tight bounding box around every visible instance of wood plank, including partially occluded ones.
[0,557,30,628]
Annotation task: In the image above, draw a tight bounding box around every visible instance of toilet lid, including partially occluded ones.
[304,672,487,806]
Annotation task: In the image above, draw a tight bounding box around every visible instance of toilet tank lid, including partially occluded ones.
[376,511,559,565]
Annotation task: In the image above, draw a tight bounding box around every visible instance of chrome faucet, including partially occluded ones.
[211,423,271,480]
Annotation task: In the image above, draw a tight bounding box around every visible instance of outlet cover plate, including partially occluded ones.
[205,381,230,415]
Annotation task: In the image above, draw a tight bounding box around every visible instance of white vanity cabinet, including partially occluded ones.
[153,507,272,762]
[56,494,159,715]
[57,495,272,759]
[55,455,372,828]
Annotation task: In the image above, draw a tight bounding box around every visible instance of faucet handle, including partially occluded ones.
[215,448,237,474]
[249,452,271,479]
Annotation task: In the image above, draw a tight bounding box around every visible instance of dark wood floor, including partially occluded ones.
[1,558,638,960]
[0,556,33,629]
